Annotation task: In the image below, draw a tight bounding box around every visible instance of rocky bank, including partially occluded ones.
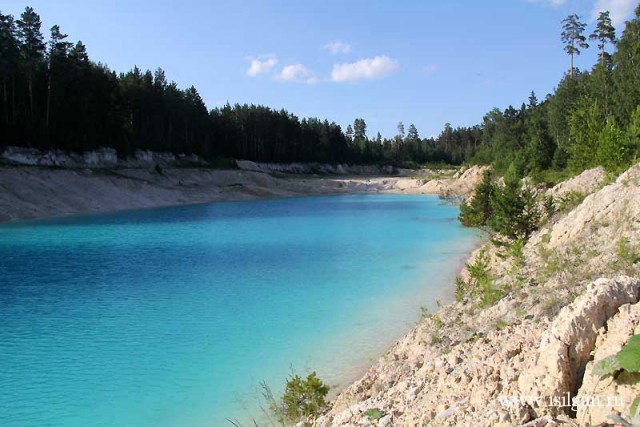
[316,165,640,427]
[0,146,487,223]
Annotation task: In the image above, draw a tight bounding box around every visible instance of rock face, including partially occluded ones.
[235,160,397,175]
[518,276,640,417]
[316,163,640,427]
[576,302,640,425]
[0,146,208,168]
[547,166,606,200]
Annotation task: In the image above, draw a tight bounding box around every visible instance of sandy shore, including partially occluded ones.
[0,165,485,223]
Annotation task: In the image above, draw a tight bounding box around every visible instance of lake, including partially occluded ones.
[0,194,480,426]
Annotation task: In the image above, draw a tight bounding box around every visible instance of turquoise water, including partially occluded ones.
[0,195,479,426]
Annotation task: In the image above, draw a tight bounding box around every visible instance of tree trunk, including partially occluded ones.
[2,78,7,124]
[11,74,16,124]
[601,46,605,67]
[570,53,574,78]
[46,72,51,131]
[28,72,34,119]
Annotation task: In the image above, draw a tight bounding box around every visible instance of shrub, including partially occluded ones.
[460,167,542,241]
[490,178,542,240]
[455,276,466,302]
[557,190,586,213]
[465,249,505,307]
[262,372,329,425]
[282,372,329,423]
[459,170,495,227]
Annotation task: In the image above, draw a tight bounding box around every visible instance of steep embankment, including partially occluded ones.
[0,151,487,223]
[317,165,640,427]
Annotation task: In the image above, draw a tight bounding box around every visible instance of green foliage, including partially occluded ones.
[280,372,329,423]
[508,238,525,270]
[592,335,640,377]
[557,190,586,213]
[618,335,640,373]
[364,408,385,422]
[592,354,623,376]
[419,306,430,321]
[495,319,509,330]
[458,170,495,227]
[568,97,604,172]
[0,5,639,182]
[617,236,640,274]
[464,249,505,307]
[631,397,640,420]
[490,177,542,240]
[597,118,634,173]
[561,14,589,74]
[455,276,466,302]
[590,11,616,67]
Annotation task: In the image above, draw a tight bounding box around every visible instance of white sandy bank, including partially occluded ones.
[0,164,488,223]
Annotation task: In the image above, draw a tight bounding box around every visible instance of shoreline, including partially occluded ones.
[325,227,488,401]
[0,164,487,224]
[316,165,640,427]
[0,162,496,426]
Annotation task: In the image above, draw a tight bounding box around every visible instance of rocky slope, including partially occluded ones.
[0,159,486,223]
[316,165,640,427]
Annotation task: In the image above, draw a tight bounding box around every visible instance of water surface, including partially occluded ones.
[0,195,480,426]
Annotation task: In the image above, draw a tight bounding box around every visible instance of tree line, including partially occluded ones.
[459,5,640,242]
[0,6,478,165]
[1,6,638,170]
[470,7,640,179]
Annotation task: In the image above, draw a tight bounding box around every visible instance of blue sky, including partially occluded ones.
[3,0,637,138]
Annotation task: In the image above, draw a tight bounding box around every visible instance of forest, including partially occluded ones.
[0,5,639,173]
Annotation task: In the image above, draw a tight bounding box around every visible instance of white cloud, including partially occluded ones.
[245,55,278,76]
[275,64,317,84]
[331,55,399,83]
[526,0,567,6]
[591,0,636,28]
[324,40,351,54]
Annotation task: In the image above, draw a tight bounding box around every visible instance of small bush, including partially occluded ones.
[455,276,466,302]
[263,372,329,425]
[459,170,495,227]
[465,250,505,307]
[490,179,542,240]
[616,236,640,274]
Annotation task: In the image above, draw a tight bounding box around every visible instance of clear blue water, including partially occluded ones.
[0,194,480,427]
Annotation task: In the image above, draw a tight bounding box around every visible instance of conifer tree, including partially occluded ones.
[590,11,616,67]
[561,14,589,78]
[16,7,45,120]
[0,12,18,125]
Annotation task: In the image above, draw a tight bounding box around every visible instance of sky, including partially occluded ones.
[3,0,638,138]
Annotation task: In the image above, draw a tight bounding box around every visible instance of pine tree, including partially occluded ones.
[345,124,353,144]
[561,14,589,78]
[396,121,405,159]
[590,11,616,67]
[407,124,419,142]
[528,91,538,110]
[0,12,19,125]
[46,25,72,131]
[16,6,45,120]
[612,5,640,127]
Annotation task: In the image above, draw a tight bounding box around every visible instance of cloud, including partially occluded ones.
[526,0,567,6]
[245,55,278,76]
[275,64,317,84]
[591,0,636,27]
[331,55,399,83]
[324,40,351,54]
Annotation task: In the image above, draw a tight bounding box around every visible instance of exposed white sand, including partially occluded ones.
[0,165,485,223]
